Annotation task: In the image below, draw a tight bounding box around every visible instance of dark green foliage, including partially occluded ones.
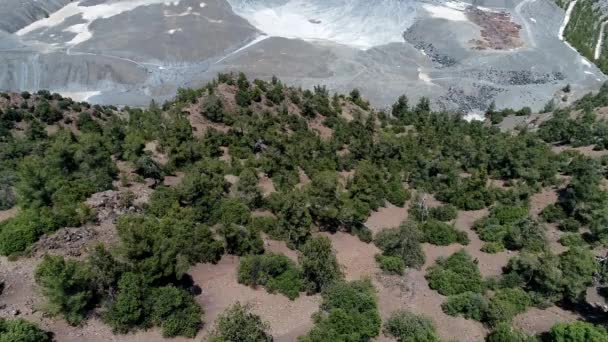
[429,204,458,222]
[383,310,440,342]
[135,155,163,181]
[300,280,381,342]
[299,236,342,294]
[474,206,546,252]
[503,248,597,302]
[548,321,608,342]
[558,233,586,247]
[147,286,202,337]
[35,256,94,325]
[76,112,101,133]
[217,198,251,226]
[558,217,581,232]
[486,323,537,342]
[220,224,264,256]
[540,204,566,223]
[484,288,531,325]
[268,190,312,247]
[420,219,469,246]
[210,303,272,342]
[436,172,495,210]
[88,244,126,296]
[0,318,53,342]
[104,272,148,333]
[426,250,483,296]
[375,254,405,275]
[117,213,224,283]
[238,253,302,299]
[374,222,425,269]
[442,292,489,321]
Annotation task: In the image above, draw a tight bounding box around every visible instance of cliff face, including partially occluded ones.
[0,0,72,33]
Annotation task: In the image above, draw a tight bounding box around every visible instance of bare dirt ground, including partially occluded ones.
[513,306,580,335]
[365,204,409,235]
[163,172,185,187]
[530,187,559,218]
[466,7,522,50]
[258,173,276,196]
[144,140,169,166]
[454,209,515,277]
[324,231,487,342]
[0,207,18,222]
[190,256,321,342]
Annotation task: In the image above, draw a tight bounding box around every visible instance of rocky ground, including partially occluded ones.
[0,0,604,111]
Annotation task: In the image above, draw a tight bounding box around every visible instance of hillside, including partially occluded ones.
[1,74,608,341]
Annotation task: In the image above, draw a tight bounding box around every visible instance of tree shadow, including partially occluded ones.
[557,299,608,326]
[179,273,202,296]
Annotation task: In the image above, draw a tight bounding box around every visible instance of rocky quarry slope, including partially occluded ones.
[0,0,606,112]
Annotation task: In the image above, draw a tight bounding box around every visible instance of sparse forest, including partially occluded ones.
[1,73,608,341]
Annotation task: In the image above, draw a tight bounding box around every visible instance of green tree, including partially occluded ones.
[384,310,440,342]
[35,256,94,325]
[0,318,52,342]
[426,250,482,296]
[210,303,272,342]
[299,236,342,294]
[374,222,425,269]
[548,321,608,342]
[301,280,381,342]
[104,272,147,333]
[486,323,537,342]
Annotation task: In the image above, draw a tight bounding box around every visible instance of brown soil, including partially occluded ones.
[513,306,580,335]
[466,7,522,50]
[144,141,169,165]
[0,207,18,222]
[530,187,559,218]
[296,168,311,189]
[454,209,515,277]
[324,231,487,342]
[365,204,409,235]
[258,173,276,196]
[545,223,567,255]
[163,172,185,187]
[219,147,231,163]
[191,256,321,341]
[262,235,298,262]
[308,117,333,140]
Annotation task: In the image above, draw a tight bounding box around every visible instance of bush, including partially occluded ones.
[548,321,608,341]
[481,242,505,254]
[374,222,425,269]
[426,250,482,296]
[237,253,302,299]
[384,310,440,342]
[442,292,488,321]
[148,286,202,337]
[558,233,586,247]
[486,323,537,342]
[299,237,342,294]
[0,318,52,342]
[220,224,264,256]
[429,204,458,222]
[35,256,94,325]
[559,218,581,232]
[104,272,147,333]
[375,254,405,275]
[420,220,469,246]
[209,303,272,342]
[540,204,567,223]
[485,288,531,325]
[301,280,381,342]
